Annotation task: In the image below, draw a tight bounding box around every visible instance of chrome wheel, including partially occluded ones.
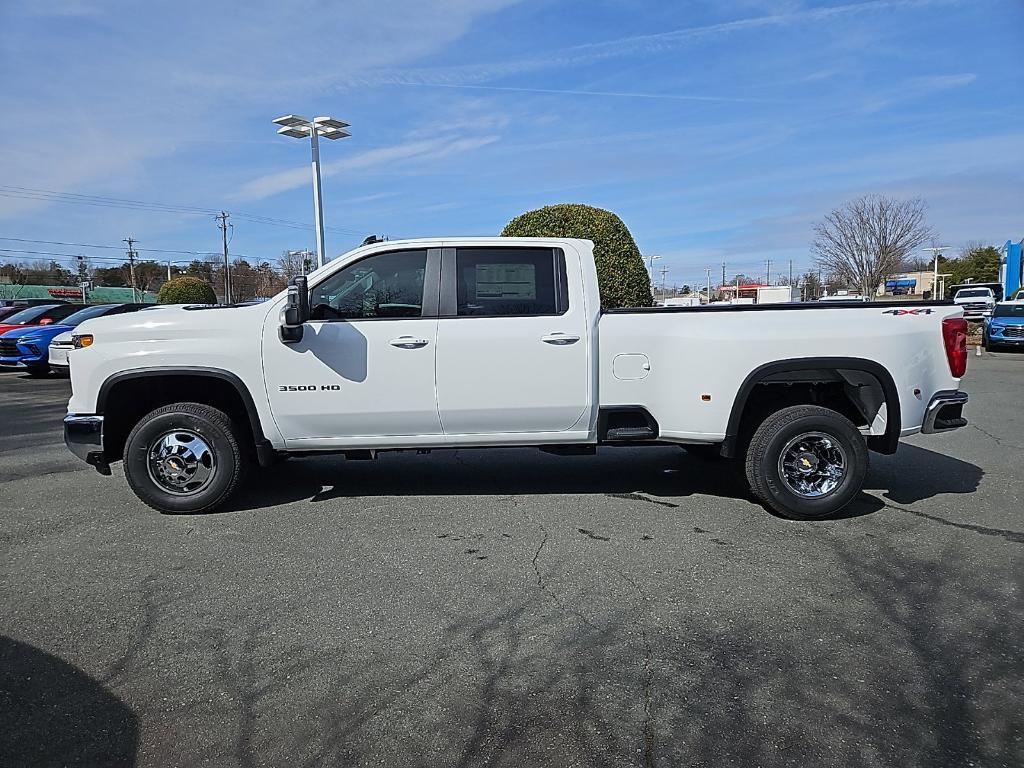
[777,431,847,499]
[147,430,216,496]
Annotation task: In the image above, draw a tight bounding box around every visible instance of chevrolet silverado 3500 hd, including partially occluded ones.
[64,238,969,519]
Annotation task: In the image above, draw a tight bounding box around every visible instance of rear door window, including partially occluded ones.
[452,248,568,317]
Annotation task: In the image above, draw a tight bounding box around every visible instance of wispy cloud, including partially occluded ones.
[387,82,791,104]
[354,0,957,90]
[235,134,500,201]
[862,72,977,113]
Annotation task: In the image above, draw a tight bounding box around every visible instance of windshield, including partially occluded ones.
[993,303,1024,318]
[956,289,990,298]
[1,304,60,325]
[59,304,117,327]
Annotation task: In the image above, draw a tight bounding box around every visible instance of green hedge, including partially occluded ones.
[501,204,653,308]
[157,276,217,305]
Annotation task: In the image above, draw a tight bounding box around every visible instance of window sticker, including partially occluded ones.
[475,263,536,300]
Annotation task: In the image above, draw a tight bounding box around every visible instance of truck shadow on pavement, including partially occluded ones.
[228,442,982,520]
[0,636,138,767]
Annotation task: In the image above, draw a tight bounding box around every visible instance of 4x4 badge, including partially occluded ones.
[882,308,933,316]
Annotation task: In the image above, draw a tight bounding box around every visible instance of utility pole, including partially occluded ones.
[77,255,89,304]
[659,265,669,304]
[705,267,712,303]
[788,260,793,286]
[216,211,232,304]
[766,259,772,285]
[721,262,726,290]
[123,237,139,302]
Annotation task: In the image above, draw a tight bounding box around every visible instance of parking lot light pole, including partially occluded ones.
[272,115,351,269]
[922,246,951,299]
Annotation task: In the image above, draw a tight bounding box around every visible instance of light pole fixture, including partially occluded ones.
[922,246,951,299]
[273,114,351,269]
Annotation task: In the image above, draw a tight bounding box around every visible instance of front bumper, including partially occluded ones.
[921,391,968,434]
[64,414,110,474]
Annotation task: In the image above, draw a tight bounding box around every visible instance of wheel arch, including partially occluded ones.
[96,366,274,465]
[721,357,901,458]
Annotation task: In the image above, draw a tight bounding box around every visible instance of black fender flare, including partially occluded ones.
[96,366,276,465]
[721,357,901,457]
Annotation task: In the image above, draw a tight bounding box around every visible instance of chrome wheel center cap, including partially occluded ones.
[147,430,217,496]
[778,431,847,499]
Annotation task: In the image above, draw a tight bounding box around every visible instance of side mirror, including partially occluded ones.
[279,276,309,344]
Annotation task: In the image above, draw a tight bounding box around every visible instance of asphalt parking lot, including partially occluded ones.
[2,352,1022,768]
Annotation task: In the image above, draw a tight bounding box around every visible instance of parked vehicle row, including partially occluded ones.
[0,303,150,377]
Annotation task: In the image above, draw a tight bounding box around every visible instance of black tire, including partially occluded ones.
[123,402,247,514]
[744,405,867,520]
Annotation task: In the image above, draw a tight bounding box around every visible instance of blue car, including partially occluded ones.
[983,302,1024,351]
[0,303,148,377]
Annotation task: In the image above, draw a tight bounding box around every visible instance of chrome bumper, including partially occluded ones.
[63,415,110,474]
[921,391,968,434]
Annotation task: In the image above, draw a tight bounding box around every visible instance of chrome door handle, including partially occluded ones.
[389,336,429,349]
[541,333,580,345]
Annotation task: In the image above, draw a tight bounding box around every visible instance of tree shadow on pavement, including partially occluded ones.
[0,636,138,767]
[173,543,1021,768]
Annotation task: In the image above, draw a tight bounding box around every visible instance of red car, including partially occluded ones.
[0,303,81,337]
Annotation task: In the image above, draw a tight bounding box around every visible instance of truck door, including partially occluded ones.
[434,245,591,436]
[262,248,442,444]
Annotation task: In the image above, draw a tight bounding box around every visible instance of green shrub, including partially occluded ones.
[501,204,653,308]
[158,276,217,305]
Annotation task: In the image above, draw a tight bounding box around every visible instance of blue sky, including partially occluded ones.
[1,0,1022,288]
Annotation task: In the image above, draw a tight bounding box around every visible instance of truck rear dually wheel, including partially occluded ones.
[744,405,867,520]
[123,402,247,514]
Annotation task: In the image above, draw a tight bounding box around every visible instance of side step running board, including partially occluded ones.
[605,426,656,441]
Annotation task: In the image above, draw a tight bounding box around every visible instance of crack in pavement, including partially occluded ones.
[617,570,656,768]
[528,524,599,631]
[970,423,1024,451]
[882,501,1024,544]
[530,524,549,589]
[606,492,679,509]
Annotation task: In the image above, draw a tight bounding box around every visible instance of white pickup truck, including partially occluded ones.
[64,237,969,520]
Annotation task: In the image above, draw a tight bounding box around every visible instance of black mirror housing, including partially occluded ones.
[280,275,310,344]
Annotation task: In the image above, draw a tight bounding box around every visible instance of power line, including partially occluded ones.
[0,236,222,256]
[0,185,364,236]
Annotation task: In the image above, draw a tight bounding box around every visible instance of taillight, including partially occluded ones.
[942,317,968,378]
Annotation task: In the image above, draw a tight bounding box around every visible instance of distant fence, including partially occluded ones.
[0,284,157,304]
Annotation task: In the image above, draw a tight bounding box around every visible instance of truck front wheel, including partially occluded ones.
[123,402,247,514]
[744,405,867,520]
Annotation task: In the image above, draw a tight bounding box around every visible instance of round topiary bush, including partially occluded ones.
[501,203,653,308]
[157,276,217,305]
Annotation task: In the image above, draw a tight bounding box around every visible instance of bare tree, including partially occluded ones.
[812,195,933,299]
[278,250,314,281]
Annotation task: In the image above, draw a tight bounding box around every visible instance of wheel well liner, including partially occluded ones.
[722,357,901,457]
